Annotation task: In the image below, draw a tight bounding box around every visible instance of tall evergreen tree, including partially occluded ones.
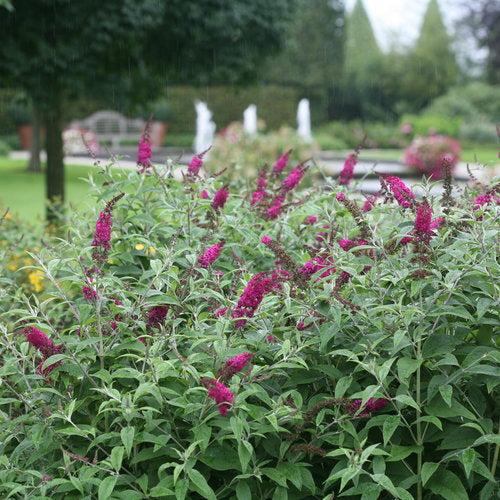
[343,0,380,77]
[339,0,385,119]
[403,0,458,109]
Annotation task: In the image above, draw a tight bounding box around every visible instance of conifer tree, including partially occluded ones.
[403,0,458,109]
[343,0,380,77]
[340,0,384,119]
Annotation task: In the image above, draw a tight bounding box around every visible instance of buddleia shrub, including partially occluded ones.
[0,144,499,500]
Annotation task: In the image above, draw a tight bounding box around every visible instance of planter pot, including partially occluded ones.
[151,121,168,148]
[17,124,33,150]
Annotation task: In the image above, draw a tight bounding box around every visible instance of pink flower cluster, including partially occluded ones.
[23,327,63,380]
[339,153,357,186]
[304,215,317,225]
[297,311,325,331]
[299,255,335,281]
[214,307,228,317]
[414,200,433,242]
[338,239,368,252]
[273,149,292,174]
[250,188,267,206]
[362,194,378,212]
[188,154,203,176]
[82,285,98,302]
[147,305,168,328]
[92,211,112,252]
[232,271,284,327]
[347,397,389,416]
[137,137,152,174]
[198,242,225,268]
[383,175,415,208]
[201,378,234,416]
[282,166,307,191]
[266,196,285,220]
[218,352,254,381]
[474,191,500,208]
[212,186,229,211]
[91,193,124,264]
[404,135,461,179]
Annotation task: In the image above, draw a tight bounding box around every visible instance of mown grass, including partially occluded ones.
[0,158,97,223]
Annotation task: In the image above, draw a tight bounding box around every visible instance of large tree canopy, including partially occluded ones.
[0,0,296,220]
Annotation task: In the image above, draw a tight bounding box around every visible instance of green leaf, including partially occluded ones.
[230,416,243,440]
[134,382,162,406]
[421,462,439,486]
[110,446,124,472]
[371,473,399,497]
[262,468,288,488]
[238,440,253,472]
[335,376,352,398]
[175,478,188,500]
[394,394,419,411]
[383,415,400,446]
[428,305,474,321]
[121,426,135,457]
[187,468,216,500]
[397,357,422,383]
[439,385,453,407]
[272,486,288,500]
[422,335,460,359]
[150,478,175,497]
[236,481,252,500]
[98,476,117,500]
[426,469,468,500]
[426,399,477,421]
[387,445,423,462]
[461,449,476,479]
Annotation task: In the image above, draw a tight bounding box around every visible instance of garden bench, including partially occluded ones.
[69,110,146,149]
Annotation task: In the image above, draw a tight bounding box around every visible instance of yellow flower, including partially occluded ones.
[135,244,145,251]
[7,262,17,271]
[4,213,12,220]
[28,271,44,292]
[146,246,156,256]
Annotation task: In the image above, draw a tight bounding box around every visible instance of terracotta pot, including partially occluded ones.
[17,124,33,150]
[150,121,168,148]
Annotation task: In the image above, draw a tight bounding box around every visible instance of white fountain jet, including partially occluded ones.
[243,104,257,137]
[297,98,312,143]
[194,101,216,155]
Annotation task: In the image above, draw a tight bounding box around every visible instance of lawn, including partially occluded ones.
[0,158,98,223]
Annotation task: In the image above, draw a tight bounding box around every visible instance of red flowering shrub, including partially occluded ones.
[0,143,498,500]
[404,134,461,179]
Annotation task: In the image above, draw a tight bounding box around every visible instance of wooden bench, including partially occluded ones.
[69,110,146,149]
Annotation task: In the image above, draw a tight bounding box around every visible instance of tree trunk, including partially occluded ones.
[27,105,41,172]
[44,93,65,223]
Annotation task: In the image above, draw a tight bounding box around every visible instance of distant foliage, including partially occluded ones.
[207,121,317,179]
[0,144,499,500]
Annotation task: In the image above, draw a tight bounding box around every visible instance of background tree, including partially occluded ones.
[402,0,459,110]
[260,0,345,124]
[458,0,500,84]
[339,0,385,120]
[0,0,296,221]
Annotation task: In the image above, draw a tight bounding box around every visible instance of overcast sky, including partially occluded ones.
[345,0,464,51]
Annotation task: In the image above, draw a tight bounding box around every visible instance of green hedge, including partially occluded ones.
[165,85,302,134]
